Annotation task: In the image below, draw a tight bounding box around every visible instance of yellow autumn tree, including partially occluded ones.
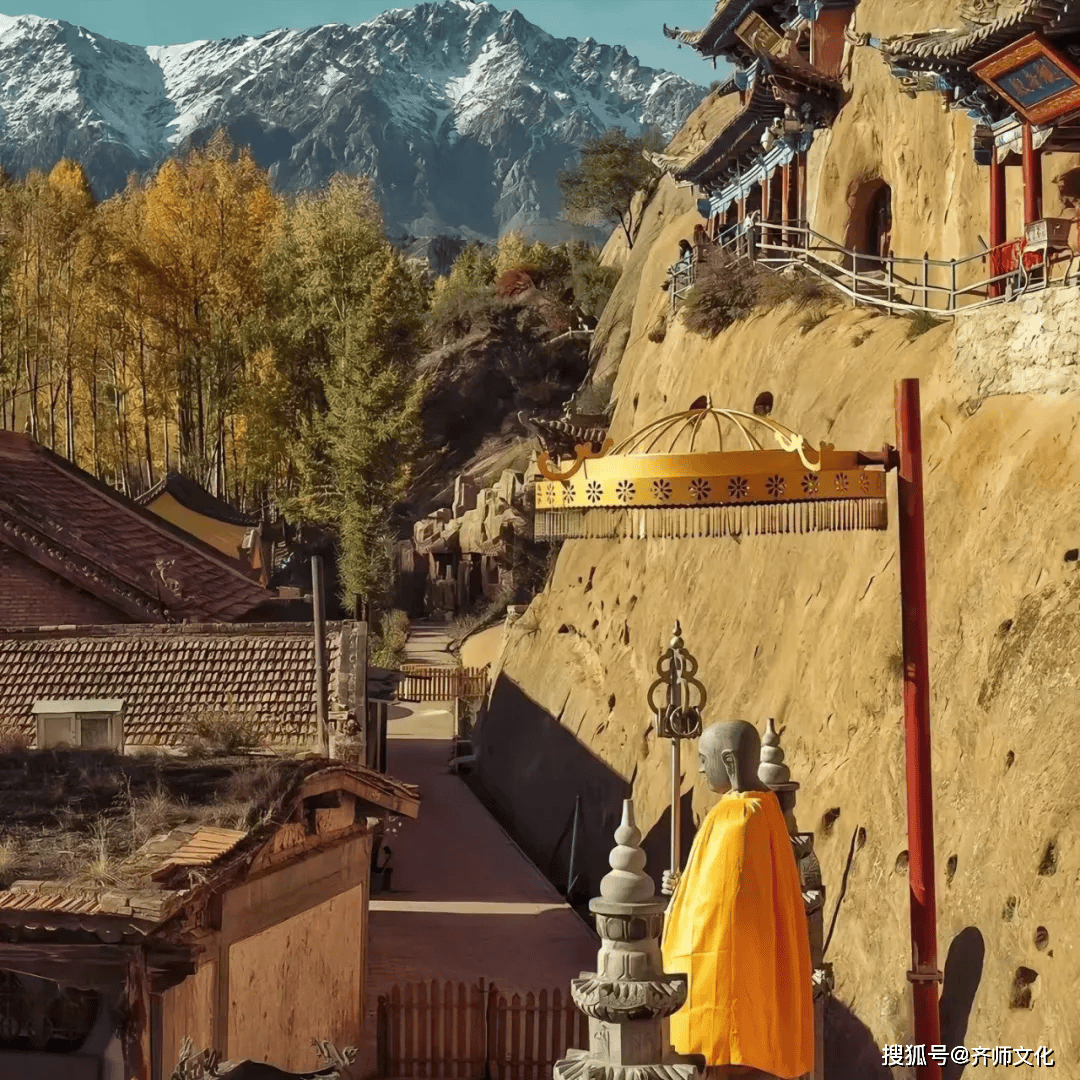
[140,128,279,490]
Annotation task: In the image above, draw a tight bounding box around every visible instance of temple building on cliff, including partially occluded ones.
[661,0,1080,309]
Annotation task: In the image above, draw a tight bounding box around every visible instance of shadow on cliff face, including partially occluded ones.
[469,672,631,908]
[473,674,979,1079]
[641,789,699,894]
[940,927,986,1080]
[823,996,893,1079]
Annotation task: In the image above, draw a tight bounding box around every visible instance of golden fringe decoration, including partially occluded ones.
[534,498,888,541]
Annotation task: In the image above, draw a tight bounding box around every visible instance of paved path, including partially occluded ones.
[361,622,597,1077]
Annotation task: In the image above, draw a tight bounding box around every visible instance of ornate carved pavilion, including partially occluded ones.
[660,1,853,257]
[856,0,1080,292]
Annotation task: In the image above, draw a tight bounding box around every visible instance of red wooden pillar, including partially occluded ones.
[988,149,1008,298]
[1022,122,1043,224]
[786,159,794,247]
[761,174,772,250]
[895,379,943,1080]
[797,151,808,233]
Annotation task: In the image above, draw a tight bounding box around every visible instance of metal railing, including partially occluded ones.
[666,217,1080,317]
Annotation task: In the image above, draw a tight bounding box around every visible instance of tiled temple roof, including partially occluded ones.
[136,471,259,527]
[0,622,368,746]
[0,433,270,623]
[874,0,1080,68]
[671,55,840,191]
[673,75,785,186]
[664,0,786,56]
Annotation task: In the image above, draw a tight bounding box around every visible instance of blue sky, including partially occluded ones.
[3,1,719,84]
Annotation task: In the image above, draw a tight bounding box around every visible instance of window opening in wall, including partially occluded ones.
[32,699,125,751]
[0,970,100,1052]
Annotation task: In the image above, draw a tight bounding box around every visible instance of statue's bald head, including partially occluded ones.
[698,720,765,794]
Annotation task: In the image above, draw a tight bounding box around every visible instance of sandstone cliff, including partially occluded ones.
[475,3,1080,1071]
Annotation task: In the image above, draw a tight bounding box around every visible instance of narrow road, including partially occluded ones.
[360,621,598,1076]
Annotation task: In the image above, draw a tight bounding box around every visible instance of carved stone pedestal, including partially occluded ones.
[555,800,706,1080]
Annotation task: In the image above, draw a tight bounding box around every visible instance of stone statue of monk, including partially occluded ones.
[660,721,813,1080]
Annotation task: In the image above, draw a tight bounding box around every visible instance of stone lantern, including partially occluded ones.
[554,799,706,1080]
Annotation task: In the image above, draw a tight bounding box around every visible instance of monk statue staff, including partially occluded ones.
[647,622,705,884]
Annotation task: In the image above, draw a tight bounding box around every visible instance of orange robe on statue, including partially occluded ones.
[661,791,813,1079]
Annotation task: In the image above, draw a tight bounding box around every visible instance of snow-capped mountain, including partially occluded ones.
[0,2,708,240]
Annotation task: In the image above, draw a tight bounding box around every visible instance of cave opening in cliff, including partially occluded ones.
[844,178,892,273]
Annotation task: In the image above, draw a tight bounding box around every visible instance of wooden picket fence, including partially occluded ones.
[376,980,588,1080]
[398,666,489,703]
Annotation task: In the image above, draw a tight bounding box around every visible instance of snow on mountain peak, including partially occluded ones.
[0,1,708,241]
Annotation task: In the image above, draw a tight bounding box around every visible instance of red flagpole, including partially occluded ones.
[895,379,943,1079]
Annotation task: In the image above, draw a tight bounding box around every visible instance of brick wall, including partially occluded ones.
[0,545,126,627]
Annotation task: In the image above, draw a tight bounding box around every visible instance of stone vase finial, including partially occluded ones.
[599,799,655,904]
[557,798,706,1080]
[758,717,791,786]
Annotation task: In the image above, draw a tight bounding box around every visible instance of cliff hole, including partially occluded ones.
[753,391,774,416]
[557,624,570,634]
[821,807,841,835]
[607,695,616,711]
[1002,895,1018,921]
[584,567,595,593]
[997,618,1014,638]
[621,623,630,646]
[945,854,958,884]
[894,850,909,873]
[844,177,892,269]
[591,619,599,630]
[1064,548,1079,562]
[1038,840,1058,876]
[855,826,867,850]
[1005,750,1015,772]
[1010,967,1038,1009]
[1035,926,1049,951]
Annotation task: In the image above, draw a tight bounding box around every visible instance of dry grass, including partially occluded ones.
[683,254,838,339]
[0,748,308,891]
[184,697,264,756]
[449,584,515,649]
[906,310,944,340]
[370,609,409,669]
[756,266,830,312]
[681,249,759,337]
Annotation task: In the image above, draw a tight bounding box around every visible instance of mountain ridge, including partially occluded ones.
[0,1,708,241]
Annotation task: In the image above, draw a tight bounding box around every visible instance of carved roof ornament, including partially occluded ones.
[532,401,889,540]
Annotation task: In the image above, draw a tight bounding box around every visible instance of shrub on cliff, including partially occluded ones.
[427,282,508,345]
[681,250,760,337]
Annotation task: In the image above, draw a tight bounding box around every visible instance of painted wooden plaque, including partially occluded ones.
[971,33,1080,125]
[735,12,790,59]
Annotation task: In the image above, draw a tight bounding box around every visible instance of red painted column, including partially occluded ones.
[797,151,808,236]
[781,162,792,246]
[761,174,772,250]
[1022,122,1043,224]
[989,149,1008,298]
[895,379,943,1080]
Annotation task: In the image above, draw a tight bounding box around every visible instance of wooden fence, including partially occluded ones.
[398,666,490,703]
[376,980,588,1080]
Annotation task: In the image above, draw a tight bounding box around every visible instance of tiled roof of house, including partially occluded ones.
[0,433,271,623]
[136,471,259,527]
[0,622,369,746]
[0,755,419,932]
